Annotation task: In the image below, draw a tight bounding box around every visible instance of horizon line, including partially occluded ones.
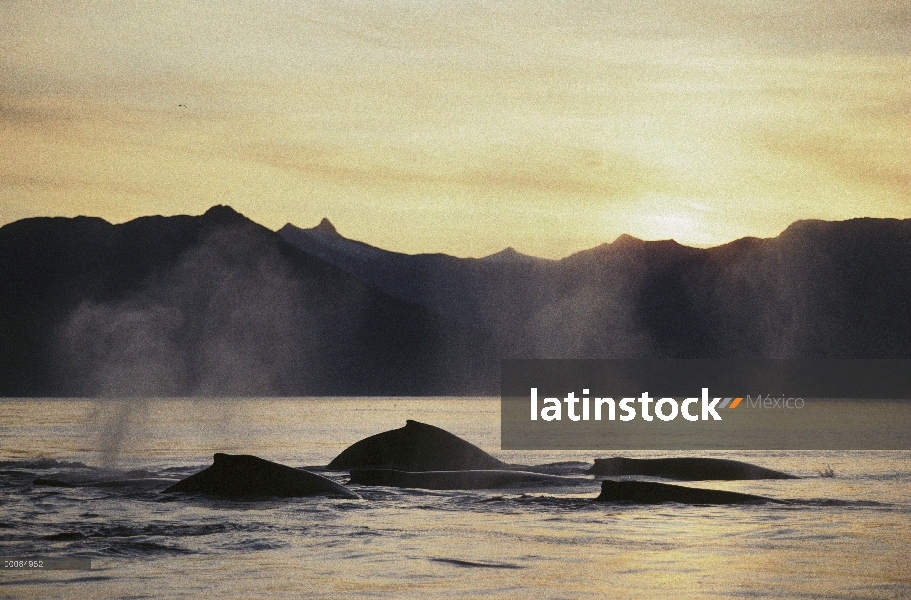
[6,205,910,262]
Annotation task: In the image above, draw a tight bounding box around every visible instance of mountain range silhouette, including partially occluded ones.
[2,206,910,396]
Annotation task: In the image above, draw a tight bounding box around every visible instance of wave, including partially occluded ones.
[0,458,93,470]
[430,557,525,569]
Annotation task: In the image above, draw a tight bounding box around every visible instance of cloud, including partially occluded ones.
[240,140,670,200]
[758,130,911,200]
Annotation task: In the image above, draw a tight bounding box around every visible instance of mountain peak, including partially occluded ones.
[312,218,339,236]
[201,205,248,225]
[480,247,548,264]
[612,233,644,246]
[491,247,520,257]
[203,205,241,218]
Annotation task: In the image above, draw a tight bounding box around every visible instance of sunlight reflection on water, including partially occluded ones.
[1,398,909,599]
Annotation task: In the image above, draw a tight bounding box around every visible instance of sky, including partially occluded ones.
[1,0,909,258]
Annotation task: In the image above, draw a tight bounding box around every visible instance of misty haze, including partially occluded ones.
[2,206,911,397]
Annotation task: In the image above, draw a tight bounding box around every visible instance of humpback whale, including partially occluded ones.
[348,468,583,490]
[162,453,360,499]
[588,457,798,480]
[595,480,783,505]
[327,420,507,471]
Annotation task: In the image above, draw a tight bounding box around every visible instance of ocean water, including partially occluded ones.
[1,398,909,599]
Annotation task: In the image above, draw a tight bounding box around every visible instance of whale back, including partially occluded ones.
[348,468,578,490]
[588,457,797,480]
[327,420,506,471]
[596,479,775,504]
[163,453,360,498]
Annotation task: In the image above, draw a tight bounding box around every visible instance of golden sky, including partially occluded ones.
[1,1,910,257]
